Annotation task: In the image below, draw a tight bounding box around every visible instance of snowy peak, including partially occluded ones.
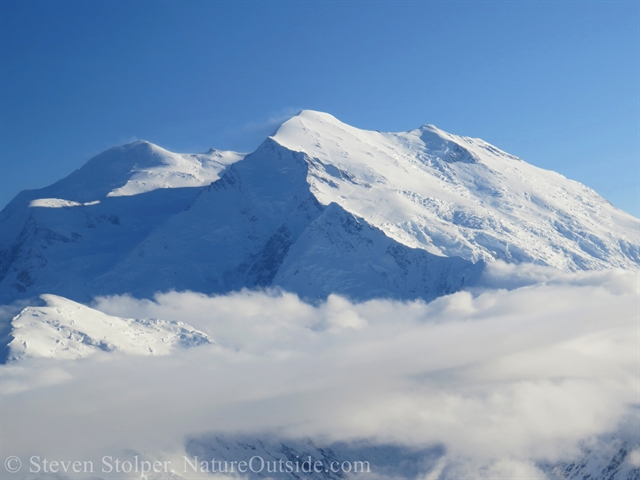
[7,294,212,361]
[66,140,245,200]
[7,140,244,209]
[0,140,247,304]
[49,140,176,202]
[271,110,639,270]
[107,142,245,197]
[272,110,480,166]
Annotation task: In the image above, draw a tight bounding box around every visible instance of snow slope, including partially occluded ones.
[7,294,211,361]
[542,435,640,480]
[273,202,481,300]
[184,435,444,480]
[185,433,640,480]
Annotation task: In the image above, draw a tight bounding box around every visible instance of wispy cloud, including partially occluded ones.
[216,107,303,152]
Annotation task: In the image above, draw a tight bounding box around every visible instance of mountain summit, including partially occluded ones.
[273,111,638,269]
[1,111,638,304]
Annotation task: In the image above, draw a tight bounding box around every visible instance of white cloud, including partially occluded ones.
[1,266,638,478]
[628,447,640,468]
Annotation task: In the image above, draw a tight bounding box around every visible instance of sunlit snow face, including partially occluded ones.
[1,262,638,479]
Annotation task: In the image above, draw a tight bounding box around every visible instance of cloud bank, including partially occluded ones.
[1,263,638,478]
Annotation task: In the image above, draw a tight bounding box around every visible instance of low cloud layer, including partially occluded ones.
[1,262,638,478]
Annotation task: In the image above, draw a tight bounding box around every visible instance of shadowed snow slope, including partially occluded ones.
[0,142,244,303]
[1,111,638,304]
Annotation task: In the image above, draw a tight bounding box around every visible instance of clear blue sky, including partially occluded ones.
[1,1,638,215]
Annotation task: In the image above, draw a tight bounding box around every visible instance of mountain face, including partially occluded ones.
[275,112,639,269]
[1,111,638,306]
[0,142,245,304]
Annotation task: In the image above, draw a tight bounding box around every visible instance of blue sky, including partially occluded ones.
[1,1,638,215]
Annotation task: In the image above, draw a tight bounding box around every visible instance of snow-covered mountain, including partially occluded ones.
[2,111,639,480]
[7,294,211,362]
[1,110,638,306]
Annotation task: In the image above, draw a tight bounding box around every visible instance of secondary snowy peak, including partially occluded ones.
[7,294,211,361]
[0,141,246,304]
[16,140,243,206]
[271,110,640,271]
[106,141,245,197]
[75,140,245,199]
